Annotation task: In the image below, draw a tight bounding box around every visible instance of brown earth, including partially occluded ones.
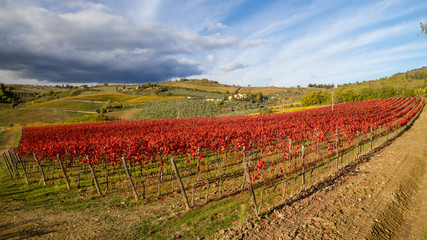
[219,108,427,240]
[0,108,426,240]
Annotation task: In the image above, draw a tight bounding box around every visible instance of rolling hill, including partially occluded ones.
[0,66,426,127]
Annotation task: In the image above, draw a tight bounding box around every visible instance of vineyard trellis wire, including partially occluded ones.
[2,97,425,217]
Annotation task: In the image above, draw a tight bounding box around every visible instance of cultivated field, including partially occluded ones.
[0,97,425,239]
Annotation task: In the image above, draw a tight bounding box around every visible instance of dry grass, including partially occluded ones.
[0,108,85,127]
[163,82,239,93]
[239,87,289,95]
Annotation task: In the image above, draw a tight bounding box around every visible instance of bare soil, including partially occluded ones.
[0,108,426,240]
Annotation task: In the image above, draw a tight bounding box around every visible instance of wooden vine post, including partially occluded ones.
[289,139,293,169]
[205,159,210,204]
[336,129,339,171]
[196,147,201,182]
[122,157,139,201]
[2,152,13,179]
[7,150,18,177]
[282,139,290,199]
[356,131,360,158]
[57,154,71,190]
[301,145,305,190]
[87,156,102,196]
[15,151,29,183]
[242,146,259,216]
[33,153,46,186]
[170,157,190,210]
[370,127,373,151]
[158,165,163,196]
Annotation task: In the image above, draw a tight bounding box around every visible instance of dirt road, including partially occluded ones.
[220,109,427,239]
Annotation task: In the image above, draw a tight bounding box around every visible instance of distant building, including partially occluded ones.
[228,93,247,100]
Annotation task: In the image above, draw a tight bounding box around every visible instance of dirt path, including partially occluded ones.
[0,129,19,153]
[220,109,427,239]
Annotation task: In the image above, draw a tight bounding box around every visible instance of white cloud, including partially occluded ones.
[205,54,215,63]
[221,61,249,72]
[208,21,229,32]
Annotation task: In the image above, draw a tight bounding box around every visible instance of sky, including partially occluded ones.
[0,0,426,87]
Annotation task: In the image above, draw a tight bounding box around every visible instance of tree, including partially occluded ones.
[301,90,328,106]
[419,22,427,36]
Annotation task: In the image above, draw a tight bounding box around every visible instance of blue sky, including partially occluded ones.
[0,0,426,87]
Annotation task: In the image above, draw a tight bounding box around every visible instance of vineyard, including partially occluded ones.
[2,97,425,218]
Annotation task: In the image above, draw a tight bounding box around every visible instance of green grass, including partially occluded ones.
[0,160,253,239]
[63,113,111,123]
[0,108,86,127]
[67,92,137,102]
[27,99,104,111]
[11,130,21,148]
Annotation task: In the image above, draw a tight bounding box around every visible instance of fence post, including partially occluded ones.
[316,134,319,162]
[336,129,339,171]
[197,147,201,182]
[57,154,71,190]
[158,166,163,196]
[370,127,373,151]
[33,153,46,185]
[242,146,259,216]
[7,150,18,177]
[302,145,305,191]
[289,139,293,169]
[386,127,389,141]
[87,156,102,196]
[15,151,29,183]
[122,157,138,201]
[357,131,360,158]
[171,157,190,210]
[2,153,13,179]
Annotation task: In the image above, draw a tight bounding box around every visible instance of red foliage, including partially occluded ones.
[16,97,423,168]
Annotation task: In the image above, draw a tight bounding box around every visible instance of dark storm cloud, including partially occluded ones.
[0,1,250,84]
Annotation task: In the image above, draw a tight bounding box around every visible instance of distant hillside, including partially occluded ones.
[1,66,426,127]
[160,78,239,94]
[301,67,427,106]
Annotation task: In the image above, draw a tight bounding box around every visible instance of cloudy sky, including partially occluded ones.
[0,0,426,87]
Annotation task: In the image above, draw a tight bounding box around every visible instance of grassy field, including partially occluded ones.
[0,103,11,111]
[239,86,290,95]
[162,82,239,94]
[161,88,226,99]
[105,109,141,120]
[0,108,86,127]
[67,92,137,102]
[27,99,104,111]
